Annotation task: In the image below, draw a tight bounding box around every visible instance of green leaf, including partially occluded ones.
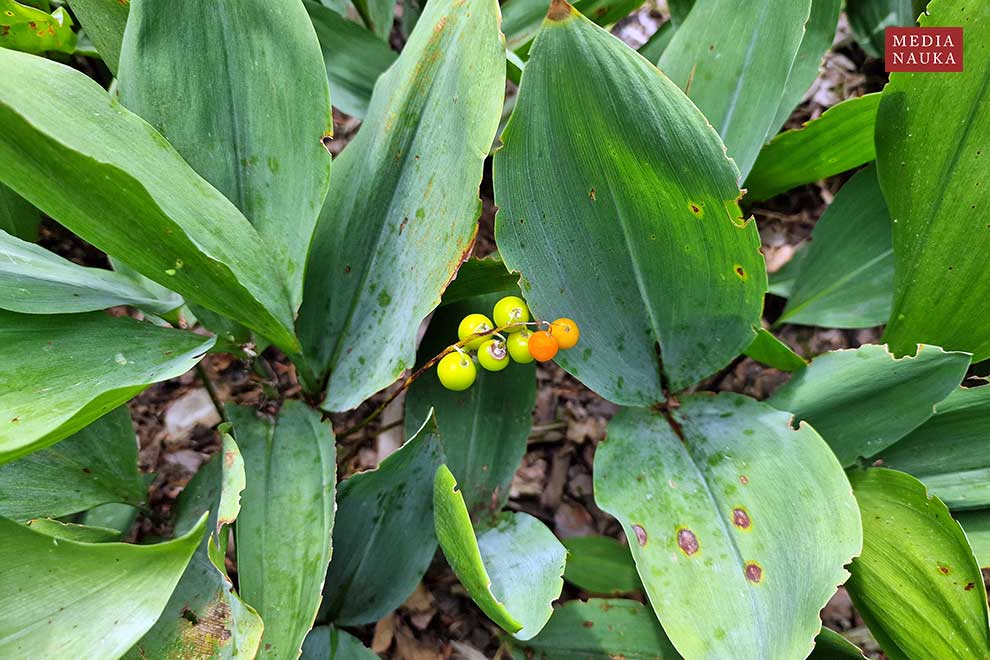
[561,536,641,595]
[405,292,536,518]
[637,20,675,62]
[81,502,139,536]
[777,166,893,328]
[745,93,881,201]
[26,518,122,543]
[667,0,694,25]
[439,256,520,307]
[769,344,970,466]
[955,509,990,568]
[767,245,809,298]
[65,0,129,74]
[296,0,504,410]
[0,0,76,54]
[494,4,765,401]
[809,628,867,659]
[435,465,566,640]
[118,0,332,310]
[594,394,862,659]
[0,311,214,464]
[231,401,335,659]
[504,598,680,659]
[352,0,394,40]
[847,0,914,57]
[320,413,442,625]
[0,49,299,352]
[301,626,377,660]
[0,181,39,241]
[0,512,205,658]
[875,384,990,510]
[0,405,144,520]
[743,328,808,372]
[305,0,397,119]
[658,0,811,179]
[767,0,842,138]
[501,0,646,52]
[0,229,182,315]
[846,468,990,660]
[879,2,990,361]
[126,448,263,660]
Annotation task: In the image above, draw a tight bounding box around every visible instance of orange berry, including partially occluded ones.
[550,318,580,350]
[528,330,559,362]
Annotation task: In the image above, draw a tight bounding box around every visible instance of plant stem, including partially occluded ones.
[196,362,228,423]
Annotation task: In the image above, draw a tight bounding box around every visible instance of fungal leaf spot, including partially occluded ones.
[688,201,704,218]
[676,527,699,556]
[732,507,751,530]
[744,561,763,583]
[734,265,747,280]
[632,524,648,547]
[739,475,749,485]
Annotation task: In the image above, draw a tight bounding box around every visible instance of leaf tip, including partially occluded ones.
[546,0,575,21]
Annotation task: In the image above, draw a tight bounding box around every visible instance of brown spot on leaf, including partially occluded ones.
[739,475,749,485]
[632,524,648,547]
[399,217,408,234]
[676,528,699,556]
[734,265,747,280]
[965,582,975,591]
[744,562,763,583]
[938,564,950,575]
[582,620,594,628]
[589,188,596,201]
[547,0,573,20]
[732,508,751,530]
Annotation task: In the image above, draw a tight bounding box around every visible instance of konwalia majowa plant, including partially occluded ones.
[0,0,988,658]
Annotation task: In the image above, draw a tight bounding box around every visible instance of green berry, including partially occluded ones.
[493,295,530,332]
[437,352,477,391]
[457,313,493,351]
[478,339,510,371]
[506,331,534,363]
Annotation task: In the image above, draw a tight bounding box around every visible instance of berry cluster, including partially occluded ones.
[436,295,581,391]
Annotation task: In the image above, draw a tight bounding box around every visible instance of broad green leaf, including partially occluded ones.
[0,406,144,520]
[301,626,377,660]
[296,0,504,410]
[81,502,140,536]
[405,292,536,518]
[879,2,990,361]
[320,414,442,625]
[504,598,680,659]
[352,0,394,40]
[743,328,808,372]
[26,519,122,543]
[847,0,914,57]
[501,0,646,52]
[435,465,567,640]
[0,49,299,351]
[658,0,811,179]
[745,93,881,201]
[439,256,520,308]
[0,0,76,54]
[767,0,842,138]
[0,181,38,241]
[65,0,129,74]
[667,0,693,25]
[305,0,397,119]
[777,166,893,328]
[637,20,675,63]
[0,229,181,315]
[769,344,970,466]
[956,509,990,568]
[0,512,205,658]
[0,311,214,464]
[594,394,862,659]
[561,535,641,595]
[767,245,809,298]
[126,448,263,660]
[875,385,990,510]
[846,468,990,660]
[232,401,335,659]
[810,628,867,659]
[494,4,765,401]
[118,0,332,310]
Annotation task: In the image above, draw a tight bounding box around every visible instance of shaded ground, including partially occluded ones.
[40,3,988,658]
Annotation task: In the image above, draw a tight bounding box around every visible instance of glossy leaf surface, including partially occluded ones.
[743,328,808,372]
[0,513,205,658]
[0,49,298,351]
[658,0,811,178]
[233,402,336,659]
[594,394,862,659]
[297,0,504,410]
[0,406,143,520]
[321,414,442,625]
[847,0,914,57]
[0,311,214,464]
[0,181,38,241]
[65,0,129,74]
[495,4,765,402]
[746,93,881,201]
[561,535,641,595]
[769,344,970,466]
[846,468,990,660]
[778,166,893,328]
[435,465,567,640]
[879,1,990,361]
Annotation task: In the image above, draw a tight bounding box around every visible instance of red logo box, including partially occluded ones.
[885,27,963,72]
